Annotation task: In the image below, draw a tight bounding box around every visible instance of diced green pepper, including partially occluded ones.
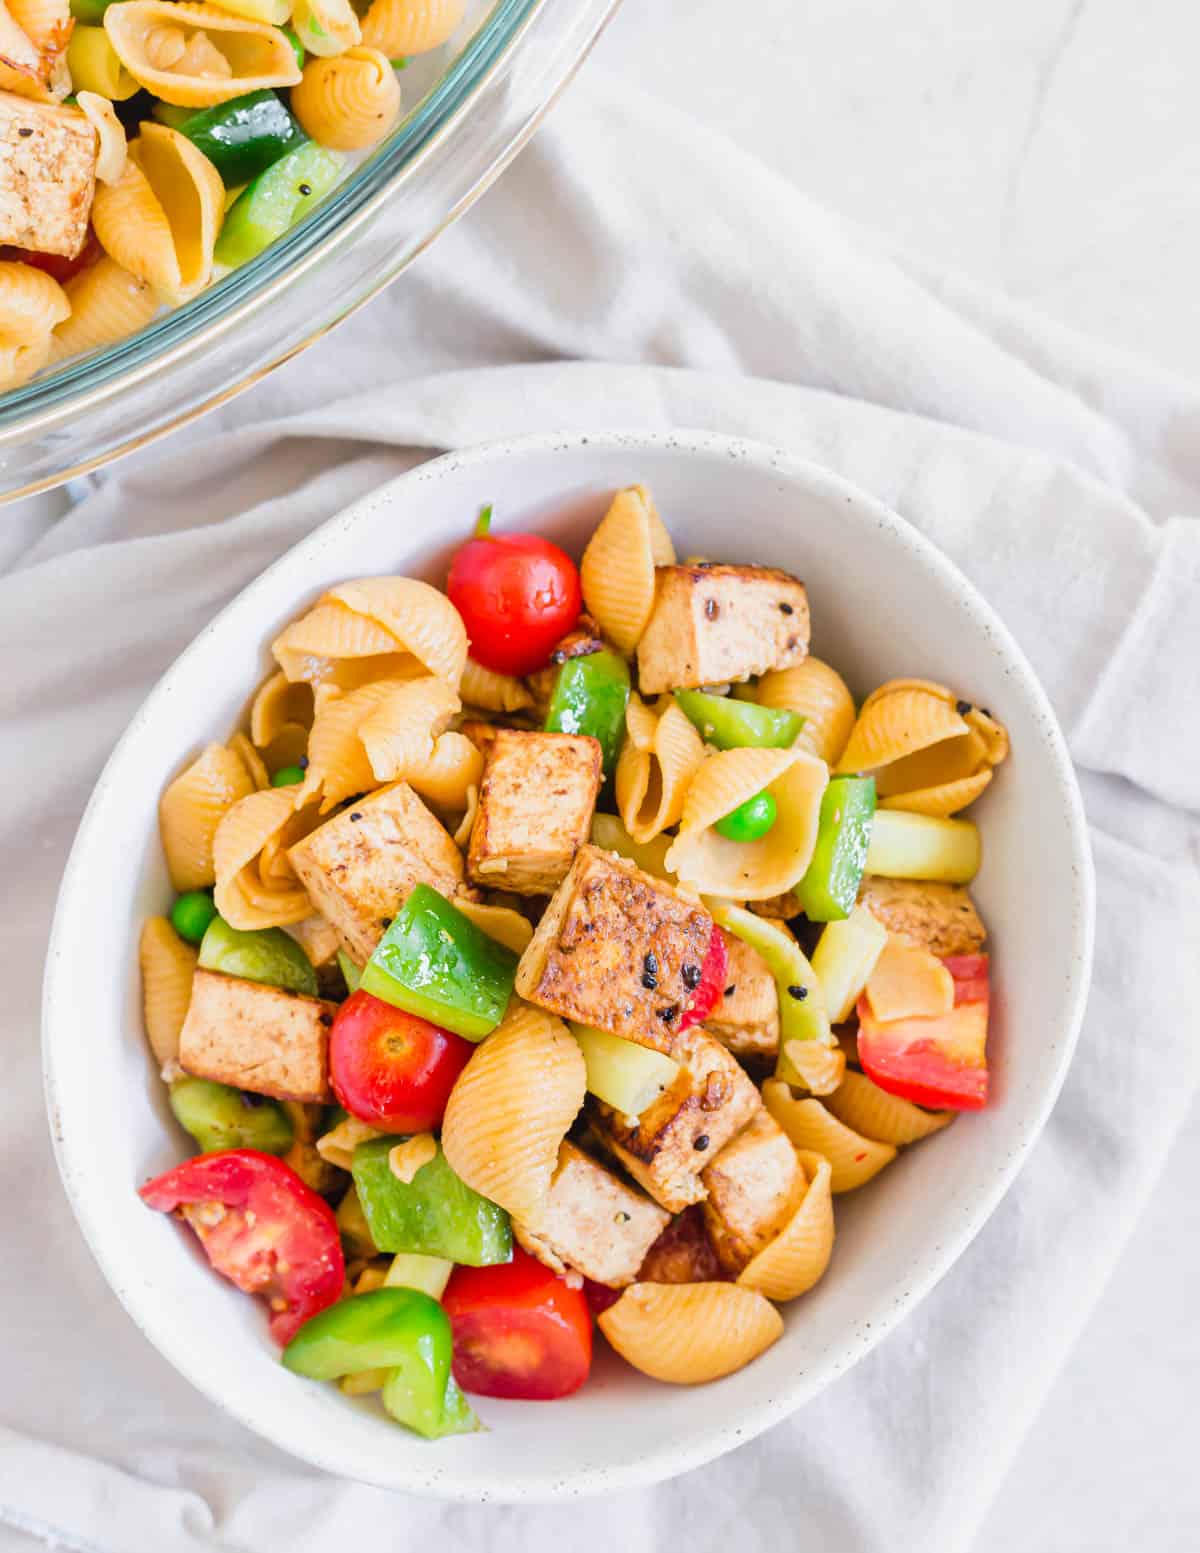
[674,689,804,750]
[351,1136,511,1266]
[792,777,876,922]
[197,916,318,996]
[152,103,192,130]
[360,883,517,1041]
[214,143,344,269]
[282,1287,479,1439]
[385,1251,453,1299]
[157,90,304,188]
[282,25,305,68]
[337,950,362,993]
[169,1078,294,1154]
[68,0,114,22]
[543,649,631,776]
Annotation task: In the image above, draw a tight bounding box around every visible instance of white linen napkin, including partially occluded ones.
[2,73,1198,1553]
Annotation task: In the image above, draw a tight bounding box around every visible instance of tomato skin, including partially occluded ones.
[678,925,728,1032]
[447,531,581,677]
[442,1247,592,1400]
[139,1149,344,1344]
[857,954,990,1112]
[1,231,102,285]
[329,990,473,1132]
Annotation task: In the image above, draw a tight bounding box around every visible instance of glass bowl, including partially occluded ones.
[0,0,620,502]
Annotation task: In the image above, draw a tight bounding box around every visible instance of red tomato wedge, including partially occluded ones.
[329,990,473,1132]
[442,1247,592,1400]
[678,925,728,1032]
[447,509,582,677]
[1,231,102,285]
[139,1149,344,1344]
[856,953,990,1111]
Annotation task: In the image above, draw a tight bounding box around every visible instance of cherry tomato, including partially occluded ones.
[329,990,473,1132]
[1,231,102,286]
[441,1247,593,1400]
[678,925,728,1032]
[446,507,581,677]
[857,953,990,1111]
[139,1149,344,1345]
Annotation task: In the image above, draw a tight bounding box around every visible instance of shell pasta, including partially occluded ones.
[136,479,1007,1440]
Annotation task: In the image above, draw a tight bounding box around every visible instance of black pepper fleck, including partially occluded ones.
[18,126,33,137]
[787,984,809,1001]
[704,598,719,621]
[380,916,393,929]
[551,649,566,664]
[239,1091,266,1107]
[786,635,798,650]
[615,1211,631,1224]
[779,602,794,615]
[981,706,993,719]
[298,756,309,770]
[956,699,972,716]
[680,962,701,990]
[693,1134,710,1151]
[656,1003,679,1024]
[724,984,737,998]
[298,182,313,196]
[318,1012,333,1027]
[349,811,363,821]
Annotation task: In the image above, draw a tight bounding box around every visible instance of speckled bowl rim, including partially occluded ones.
[43,429,1095,1502]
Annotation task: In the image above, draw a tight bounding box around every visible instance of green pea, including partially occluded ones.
[170,890,218,944]
[169,1078,294,1154]
[271,765,305,787]
[714,789,777,842]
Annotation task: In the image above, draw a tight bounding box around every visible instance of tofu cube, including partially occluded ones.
[857,876,986,958]
[513,1141,669,1287]
[704,932,780,1061]
[0,95,95,258]
[636,563,810,694]
[467,730,602,896]
[288,781,465,964]
[515,844,716,1054]
[636,1203,725,1285]
[178,970,336,1104]
[700,1111,802,1275]
[588,1028,761,1212]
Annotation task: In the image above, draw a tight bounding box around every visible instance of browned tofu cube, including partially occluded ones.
[700,1111,802,1274]
[704,933,780,1061]
[637,1203,726,1284]
[288,781,465,964]
[0,95,95,258]
[515,844,716,1053]
[467,730,602,896]
[588,1028,761,1212]
[636,563,810,694]
[178,970,336,1103]
[514,1141,669,1287]
[857,876,986,957]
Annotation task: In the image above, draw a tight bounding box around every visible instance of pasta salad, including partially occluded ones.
[0,0,466,391]
[139,484,1009,1437]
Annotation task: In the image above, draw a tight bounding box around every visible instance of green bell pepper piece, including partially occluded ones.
[169,1077,294,1155]
[335,1183,377,1258]
[544,649,631,776]
[214,143,344,268]
[282,25,305,69]
[282,1287,479,1439]
[351,1136,511,1265]
[68,0,114,21]
[197,915,318,996]
[157,91,304,187]
[360,883,517,1041]
[152,103,192,130]
[792,777,876,922]
[674,689,805,750]
[337,950,362,993]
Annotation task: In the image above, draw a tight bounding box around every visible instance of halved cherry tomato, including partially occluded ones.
[677,925,728,1031]
[856,953,990,1111]
[1,231,102,286]
[139,1149,344,1344]
[329,990,473,1132]
[446,508,582,677]
[441,1246,592,1400]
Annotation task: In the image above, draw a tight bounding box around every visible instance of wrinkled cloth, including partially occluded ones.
[2,70,1199,1553]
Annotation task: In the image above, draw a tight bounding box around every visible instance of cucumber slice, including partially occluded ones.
[811,905,889,1024]
[865,810,981,884]
[215,143,344,268]
[197,915,319,996]
[571,1024,680,1116]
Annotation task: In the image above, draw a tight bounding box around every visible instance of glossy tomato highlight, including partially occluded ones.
[329,990,473,1132]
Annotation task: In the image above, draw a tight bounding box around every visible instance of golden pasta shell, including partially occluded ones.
[459,657,533,714]
[250,671,315,747]
[75,90,127,182]
[779,1039,846,1097]
[405,730,484,816]
[356,675,460,782]
[580,485,676,655]
[226,730,269,790]
[316,1114,382,1170]
[737,1151,834,1301]
[50,256,156,362]
[878,768,994,817]
[104,1,301,106]
[623,689,658,752]
[9,0,70,59]
[598,1281,783,1385]
[762,1079,896,1192]
[452,899,534,955]
[450,787,478,848]
[273,600,405,674]
[291,45,400,151]
[212,786,316,927]
[441,1002,585,1219]
[360,0,464,56]
[296,674,414,811]
[0,259,70,345]
[159,741,256,889]
[212,786,298,879]
[325,577,468,688]
[836,684,968,777]
[617,699,705,844]
[666,745,829,901]
[139,916,197,1070]
[753,657,856,767]
[824,1070,953,1147]
[290,0,359,56]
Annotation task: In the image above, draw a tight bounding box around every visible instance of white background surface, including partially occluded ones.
[5,1,1197,1547]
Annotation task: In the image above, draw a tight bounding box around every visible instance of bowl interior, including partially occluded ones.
[43,432,1092,1501]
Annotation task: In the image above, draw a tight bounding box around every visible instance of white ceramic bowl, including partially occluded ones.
[43,431,1093,1502]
